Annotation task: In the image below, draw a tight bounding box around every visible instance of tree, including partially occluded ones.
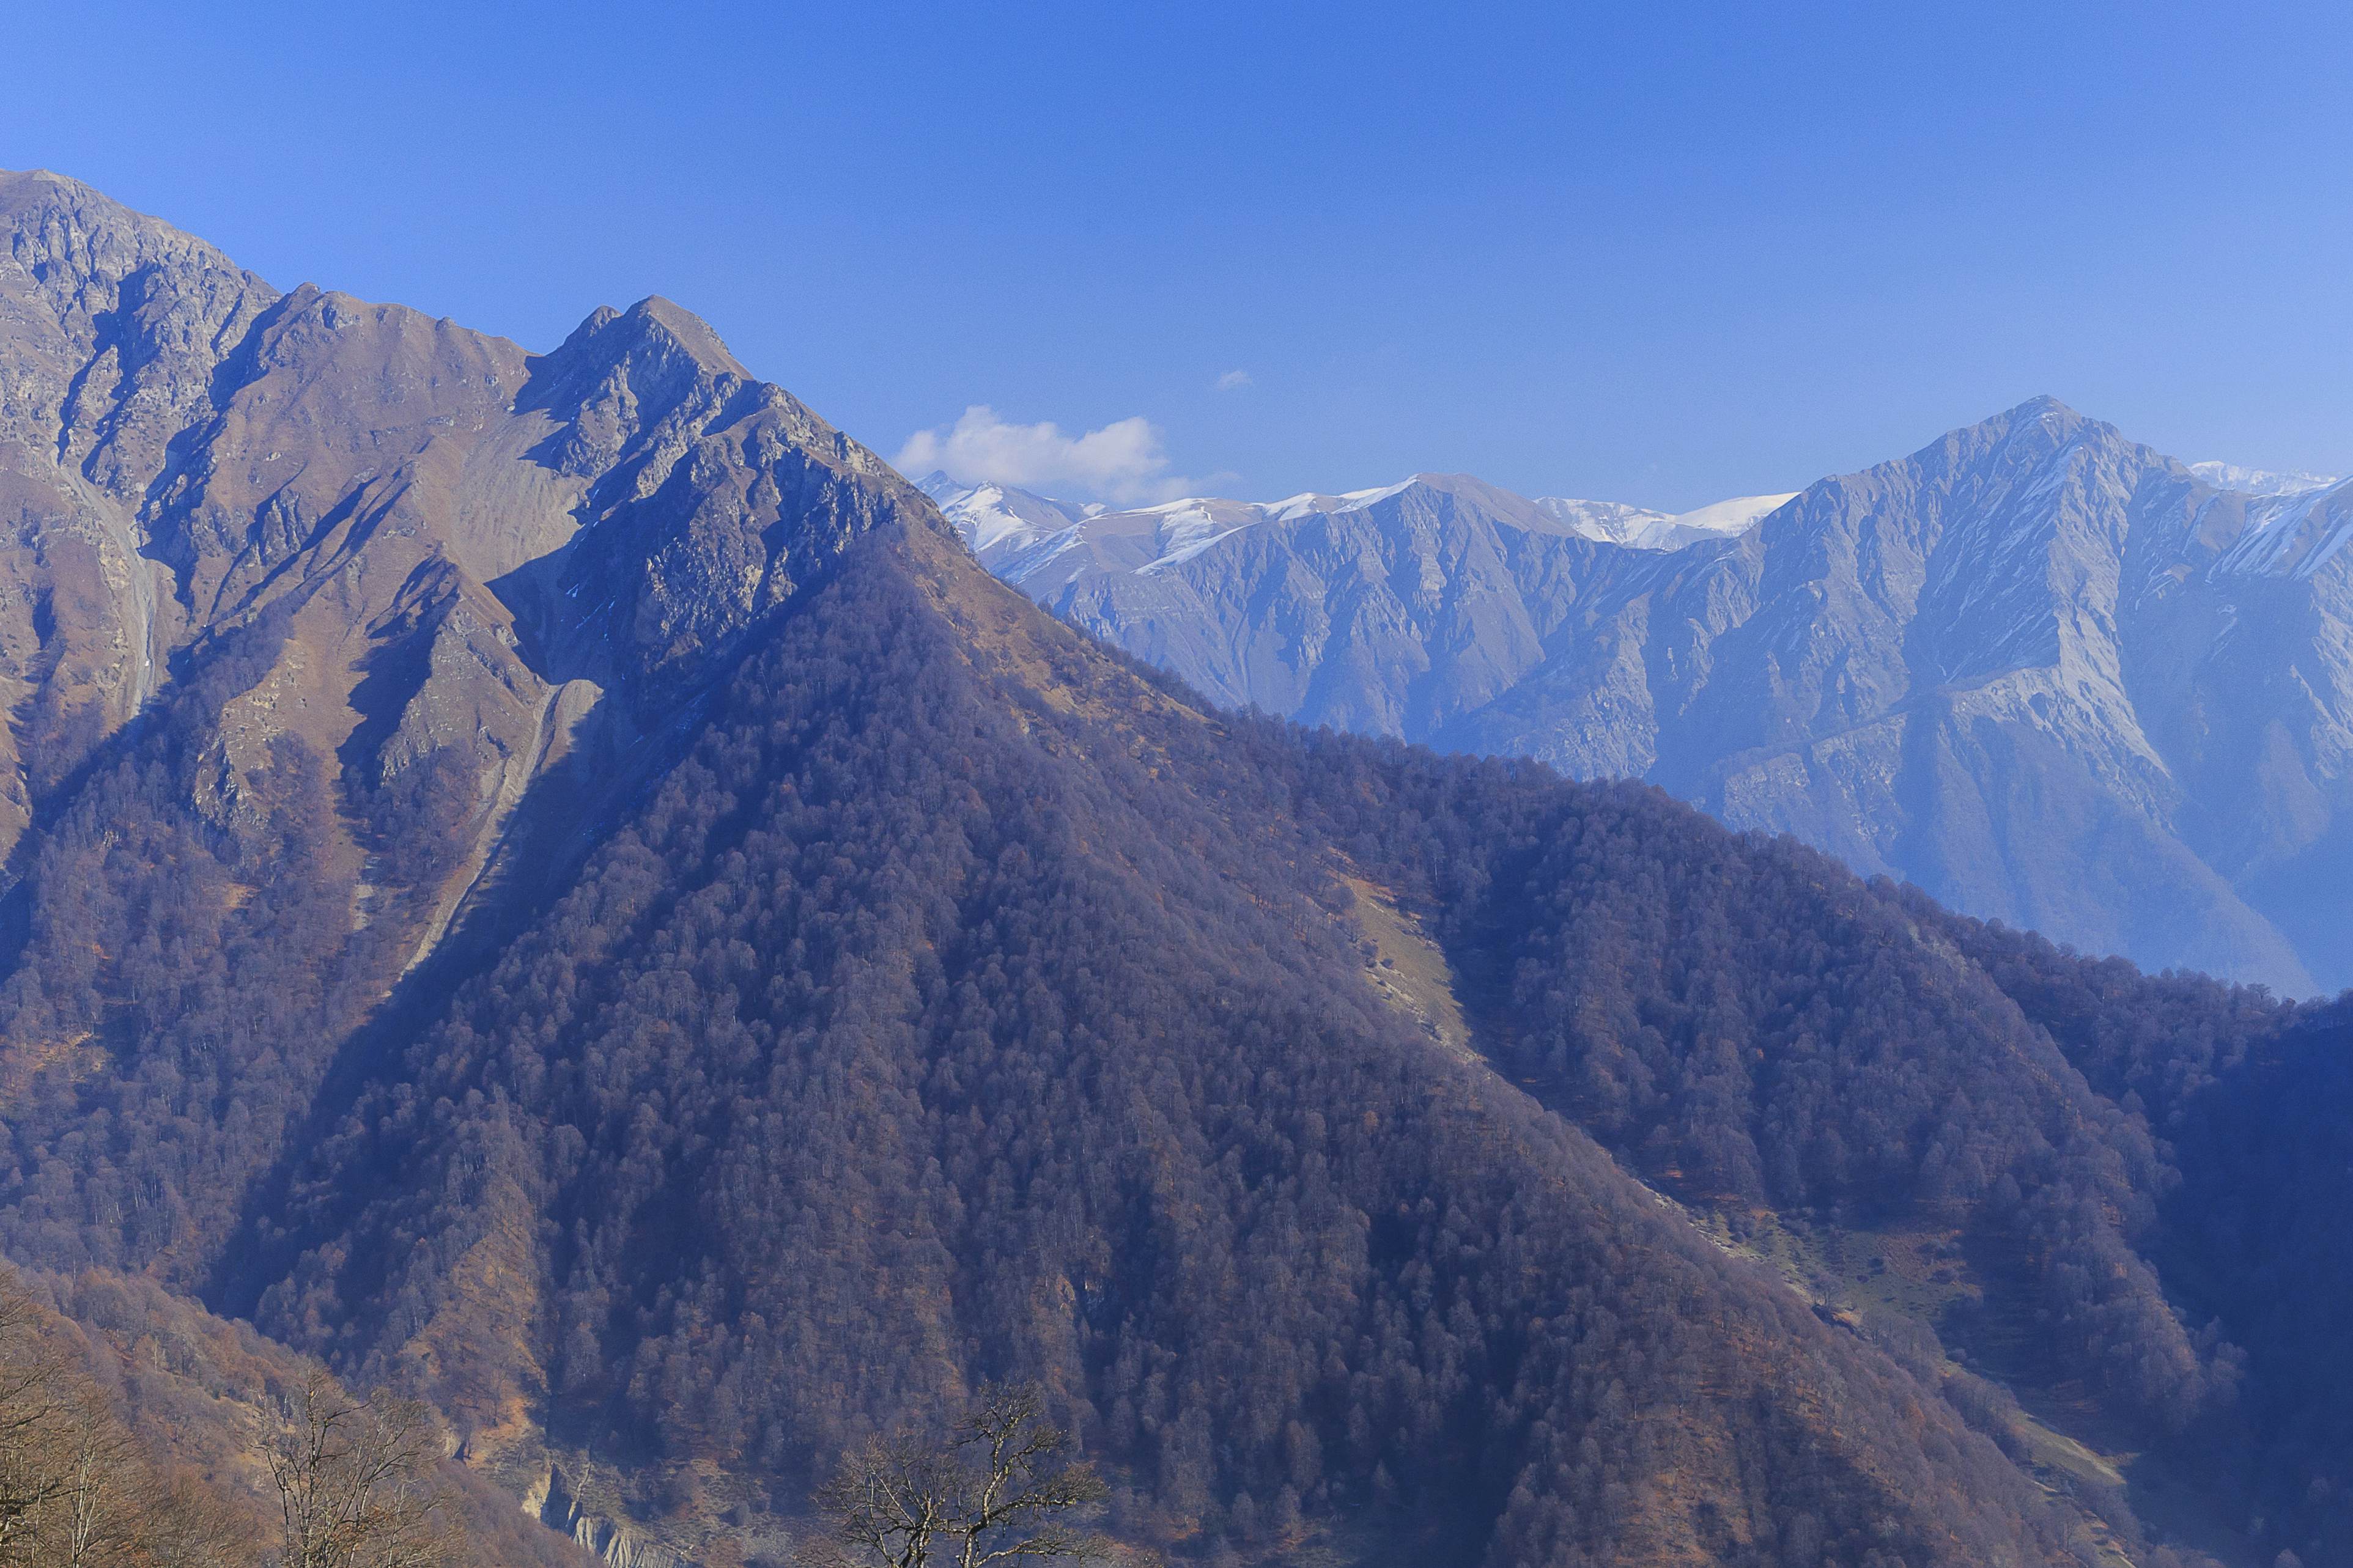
[259,1369,457,1568]
[0,1275,74,1562]
[800,1385,1110,1568]
[53,1385,142,1568]
[0,1274,195,1568]
[136,1470,251,1568]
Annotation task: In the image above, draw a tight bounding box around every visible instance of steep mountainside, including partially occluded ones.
[0,167,928,1283]
[4,171,2353,1568]
[932,410,2353,995]
[0,166,921,959]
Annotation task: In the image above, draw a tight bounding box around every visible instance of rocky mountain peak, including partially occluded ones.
[0,166,279,502]
[520,295,753,473]
[0,166,260,295]
[0,174,934,985]
[535,293,748,392]
[622,293,747,374]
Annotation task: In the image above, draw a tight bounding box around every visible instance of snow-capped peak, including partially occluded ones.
[920,471,1093,560]
[1537,491,1796,551]
[931,463,1800,586]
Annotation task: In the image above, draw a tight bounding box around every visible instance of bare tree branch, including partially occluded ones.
[0,1273,79,1559]
[799,1384,1112,1568]
[259,1366,461,1568]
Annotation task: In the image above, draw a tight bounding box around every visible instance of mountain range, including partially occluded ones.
[1,167,2352,1568]
[926,420,2353,997]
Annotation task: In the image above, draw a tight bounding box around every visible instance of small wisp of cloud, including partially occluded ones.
[896,405,1191,504]
[1214,369,1253,392]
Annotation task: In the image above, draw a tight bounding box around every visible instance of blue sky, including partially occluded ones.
[6,1,2349,508]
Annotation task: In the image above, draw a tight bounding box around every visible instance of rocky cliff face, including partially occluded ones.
[939,405,2353,995]
[0,167,926,968]
[0,171,276,848]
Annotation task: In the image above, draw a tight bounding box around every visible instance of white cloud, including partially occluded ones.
[895,405,1188,504]
[1214,369,1253,392]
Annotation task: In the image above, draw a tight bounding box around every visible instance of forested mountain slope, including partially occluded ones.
[242,521,2096,1568]
[0,170,2350,1568]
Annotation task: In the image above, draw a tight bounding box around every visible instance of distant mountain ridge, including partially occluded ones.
[920,469,1794,746]
[931,410,2353,995]
[921,469,1792,576]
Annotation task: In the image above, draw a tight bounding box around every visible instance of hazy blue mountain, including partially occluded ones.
[936,406,2353,995]
[926,471,1784,738]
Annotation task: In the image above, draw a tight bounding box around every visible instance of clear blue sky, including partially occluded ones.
[7,1,2349,508]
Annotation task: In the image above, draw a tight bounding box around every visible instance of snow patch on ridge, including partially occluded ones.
[1540,491,1797,550]
[1666,491,1800,539]
[2190,461,2341,498]
[1140,503,1256,573]
[1260,479,1420,525]
[934,466,1798,586]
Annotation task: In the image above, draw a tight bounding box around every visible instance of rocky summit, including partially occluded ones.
[0,167,923,966]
